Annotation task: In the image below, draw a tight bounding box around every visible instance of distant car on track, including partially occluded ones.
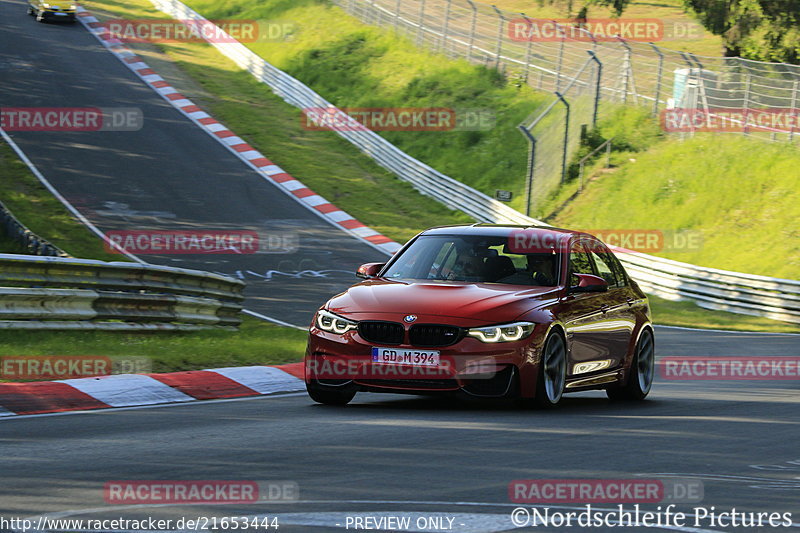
[305,224,655,408]
[27,0,76,22]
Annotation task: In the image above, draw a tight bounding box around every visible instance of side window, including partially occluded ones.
[605,251,628,287]
[590,251,618,287]
[568,241,594,285]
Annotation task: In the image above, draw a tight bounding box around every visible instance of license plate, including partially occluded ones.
[371,347,440,366]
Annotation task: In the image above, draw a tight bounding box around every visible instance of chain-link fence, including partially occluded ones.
[338,0,800,127]
[519,54,602,215]
[334,0,800,212]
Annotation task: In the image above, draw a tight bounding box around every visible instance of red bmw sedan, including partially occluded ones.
[304,224,655,407]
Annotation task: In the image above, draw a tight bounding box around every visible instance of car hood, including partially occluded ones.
[327,279,560,324]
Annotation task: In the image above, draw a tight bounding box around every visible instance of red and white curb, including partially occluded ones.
[75,6,401,256]
[0,363,305,416]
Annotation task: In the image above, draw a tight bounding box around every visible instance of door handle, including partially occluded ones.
[600,304,610,313]
[626,297,635,307]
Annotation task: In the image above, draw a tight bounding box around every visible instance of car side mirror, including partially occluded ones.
[356,262,385,279]
[569,273,609,293]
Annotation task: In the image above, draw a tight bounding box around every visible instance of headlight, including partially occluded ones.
[70,4,77,8]
[467,322,535,343]
[316,309,357,335]
[41,2,51,7]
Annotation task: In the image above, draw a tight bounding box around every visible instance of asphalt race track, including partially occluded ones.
[0,327,798,532]
[2,2,800,532]
[0,0,387,327]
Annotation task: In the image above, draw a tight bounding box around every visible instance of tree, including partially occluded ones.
[684,0,800,62]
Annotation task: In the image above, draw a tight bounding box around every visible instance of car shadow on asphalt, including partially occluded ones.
[311,393,666,415]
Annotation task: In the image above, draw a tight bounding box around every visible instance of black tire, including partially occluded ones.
[27,5,35,15]
[607,328,654,401]
[307,382,356,406]
[36,11,46,22]
[518,332,567,409]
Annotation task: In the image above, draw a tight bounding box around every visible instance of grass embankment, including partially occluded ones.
[553,134,800,279]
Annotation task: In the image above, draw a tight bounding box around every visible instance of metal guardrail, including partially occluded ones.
[0,254,245,329]
[146,0,800,325]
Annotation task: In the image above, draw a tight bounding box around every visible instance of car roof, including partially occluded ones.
[419,223,592,240]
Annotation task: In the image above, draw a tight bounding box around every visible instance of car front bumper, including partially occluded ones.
[305,322,549,398]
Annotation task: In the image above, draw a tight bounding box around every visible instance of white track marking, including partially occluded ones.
[208,366,305,394]
[59,374,195,407]
[242,310,305,329]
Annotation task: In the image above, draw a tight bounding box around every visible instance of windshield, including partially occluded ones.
[383,234,561,286]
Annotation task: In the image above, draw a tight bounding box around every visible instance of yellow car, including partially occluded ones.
[27,0,77,22]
